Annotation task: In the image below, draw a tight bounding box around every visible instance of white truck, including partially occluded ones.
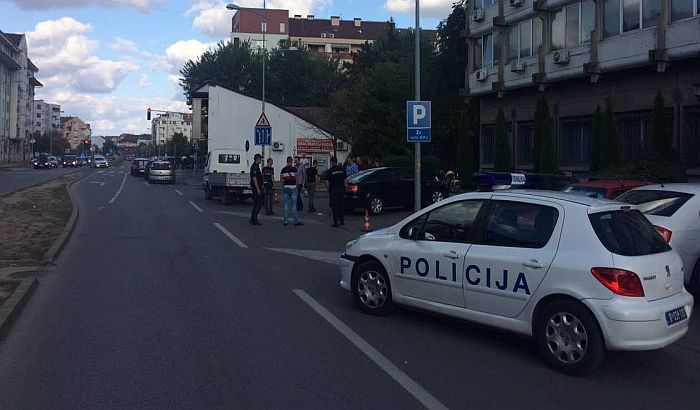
[203,148,252,204]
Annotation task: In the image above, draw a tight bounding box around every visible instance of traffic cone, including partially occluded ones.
[362,209,372,232]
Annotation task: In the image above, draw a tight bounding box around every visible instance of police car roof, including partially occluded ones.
[482,189,621,208]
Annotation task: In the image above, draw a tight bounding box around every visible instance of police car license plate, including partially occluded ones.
[665,307,687,326]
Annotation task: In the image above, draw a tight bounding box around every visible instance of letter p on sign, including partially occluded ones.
[412,105,426,125]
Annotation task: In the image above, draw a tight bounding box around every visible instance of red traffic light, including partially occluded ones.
[147,107,152,120]
[83,139,90,145]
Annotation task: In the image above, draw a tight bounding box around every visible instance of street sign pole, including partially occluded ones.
[414,0,421,212]
[261,0,267,160]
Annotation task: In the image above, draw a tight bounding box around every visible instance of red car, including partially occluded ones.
[563,179,651,199]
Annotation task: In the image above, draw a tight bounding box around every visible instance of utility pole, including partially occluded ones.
[414,0,421,212]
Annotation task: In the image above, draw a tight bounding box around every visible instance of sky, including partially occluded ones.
[0,0,453,137]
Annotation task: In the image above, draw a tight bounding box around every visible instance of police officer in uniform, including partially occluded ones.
[326,156,347,227]
[250,153,264,225]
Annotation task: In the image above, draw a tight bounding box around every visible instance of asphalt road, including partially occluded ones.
[0,164,698,409]
[0,166,78,195]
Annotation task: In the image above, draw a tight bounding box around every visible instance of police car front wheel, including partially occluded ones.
[535,300,605,376]
[352,260,393,315]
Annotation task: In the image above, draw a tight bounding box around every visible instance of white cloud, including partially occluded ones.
[6,0,167,12]
[139,74,151,87]
[384,0,451,19]
[112,37,138,52]
[165,39,215,74]
[26,17,139,93]
[186,0,333,38]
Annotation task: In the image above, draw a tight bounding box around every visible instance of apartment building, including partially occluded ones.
[465,0,700,173]
[32,100,61,135]
[60,116,91,151]
[230,8,393,63]
[0,30,41,163]
[151,112,192,145]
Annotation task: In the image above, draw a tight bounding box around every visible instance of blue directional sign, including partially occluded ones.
[406,101,431,142]
[254,112,272,146]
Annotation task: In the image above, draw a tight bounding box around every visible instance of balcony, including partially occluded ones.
[545,42,591,82]
[468,65,499,96]
[469,5,499,37]
[503,55,539,89]
[665,16,700,60]
[598,27,656,72]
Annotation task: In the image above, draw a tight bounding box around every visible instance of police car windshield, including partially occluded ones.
[347,169,377,183]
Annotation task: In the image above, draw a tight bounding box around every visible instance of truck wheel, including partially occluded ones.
[534,299,605,376]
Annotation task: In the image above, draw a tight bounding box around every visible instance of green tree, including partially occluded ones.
[601,104,622,168]
[650,91,674,160]
[533,95,557,173]
[102,139,115,156]
[493,108,511,172]
[590,105,604,172]
[456,104,477,186]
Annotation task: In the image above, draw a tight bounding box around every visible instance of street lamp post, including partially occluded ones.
[414,0,422,212]
[227,2,268,159]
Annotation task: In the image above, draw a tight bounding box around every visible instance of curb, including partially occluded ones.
[43,170,90,264]
[0,278,38,340]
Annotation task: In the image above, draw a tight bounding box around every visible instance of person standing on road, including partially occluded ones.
[326,156,347,227]
[306,160,319,214]
[262,157,275,215]
[345,157,358,177]
[249,154,264,226]
[281,156,303,226]
[296,157,306,212]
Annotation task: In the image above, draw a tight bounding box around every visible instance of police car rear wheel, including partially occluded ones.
[352,261,393,315]
[536,300,605,376]
[369,196,383,215]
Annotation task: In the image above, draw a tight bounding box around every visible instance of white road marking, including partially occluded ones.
[188,200,204,213]
[214,222,248,249]
[96,206,105,211]
[265,248,339,265]
[89,181,105,187]
[108,171,128,205]
[143,181,148,186]
[175,189,184,196]
[292,290,448,410]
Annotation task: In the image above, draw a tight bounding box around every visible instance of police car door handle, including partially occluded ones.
[522,260,544,269]
[444,251,461,259]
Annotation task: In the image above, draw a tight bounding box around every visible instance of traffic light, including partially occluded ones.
[147,107,152,120]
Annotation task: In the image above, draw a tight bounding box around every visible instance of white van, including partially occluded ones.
[203,149,251,204]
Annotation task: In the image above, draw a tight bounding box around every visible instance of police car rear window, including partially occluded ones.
[218,154,240,164]
[589,210,670,256]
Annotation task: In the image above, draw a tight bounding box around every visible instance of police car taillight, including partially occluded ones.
[654,225,672,242]
[591,267,645,297]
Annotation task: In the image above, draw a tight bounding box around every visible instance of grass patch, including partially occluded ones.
[0,172,82,267]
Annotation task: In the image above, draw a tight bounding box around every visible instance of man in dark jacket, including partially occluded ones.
[326,156,347,227]
[249,154,264,225]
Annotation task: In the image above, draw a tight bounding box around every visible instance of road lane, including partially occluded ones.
[0,164,422,409]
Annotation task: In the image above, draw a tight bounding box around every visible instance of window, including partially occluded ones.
[280,22,286,33]
[473,0,495,10]
[422,201,485,243]
[623,0,641,32]
[36,113,41,118]
[671,0,696,21]
[607,0,662,35]
[685,110,700,169]
[559,120,591,167]
[589,210,670,256]
[516,125,534,167]
[552,1,594,49]
[481,201,559,248]
[620,115,652,162]
[616,190,694,216]
[510,18,542,60]
[604,0,622,36]
[642,0,662,28]
[218,154,240,164]
[476,31,500,69]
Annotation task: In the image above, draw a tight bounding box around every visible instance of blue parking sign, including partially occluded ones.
[407,101,431,142]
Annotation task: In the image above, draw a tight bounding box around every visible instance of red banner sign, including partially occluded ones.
[296,138,335,154]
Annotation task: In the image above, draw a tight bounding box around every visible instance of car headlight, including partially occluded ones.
[345,239,359,251]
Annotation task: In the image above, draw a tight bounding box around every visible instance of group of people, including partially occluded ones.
[249,155,348,227]
[343,156,381,177]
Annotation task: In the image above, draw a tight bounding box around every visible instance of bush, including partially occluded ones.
[493,108,512,172]
[534,95,557,173]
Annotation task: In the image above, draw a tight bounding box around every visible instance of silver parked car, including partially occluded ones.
[147,160,175,184]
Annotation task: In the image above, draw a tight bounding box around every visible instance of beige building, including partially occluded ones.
[60,116,91,151]
[0,30,41,163]
[151,112,192,145]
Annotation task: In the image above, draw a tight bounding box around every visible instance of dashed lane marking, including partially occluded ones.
[188,200,204,213]
[175,189,184,196]
[108,171,128,205]
[293,290,448,410]
[214,222,247,249]
[265,248,340,265]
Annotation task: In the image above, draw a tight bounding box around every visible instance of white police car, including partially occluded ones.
[340,190,694,375]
